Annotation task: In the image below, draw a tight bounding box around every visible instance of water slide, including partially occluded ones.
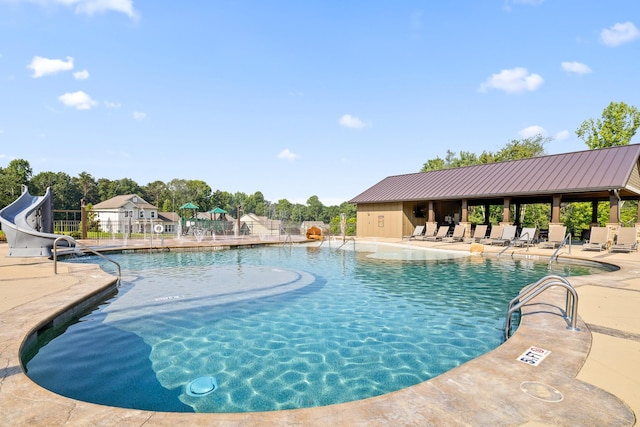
[0,185,73,257]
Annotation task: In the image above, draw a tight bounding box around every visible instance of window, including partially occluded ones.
[139,210,145,218]
[151,211,156,218]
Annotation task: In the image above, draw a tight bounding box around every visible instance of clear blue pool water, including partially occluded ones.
[23,243,608,413]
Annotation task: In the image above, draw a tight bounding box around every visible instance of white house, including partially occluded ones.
[93,194,160,234]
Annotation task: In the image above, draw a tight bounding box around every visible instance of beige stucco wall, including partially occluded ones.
[356,202,423,238]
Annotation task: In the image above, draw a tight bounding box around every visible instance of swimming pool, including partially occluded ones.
[22,244,607,413]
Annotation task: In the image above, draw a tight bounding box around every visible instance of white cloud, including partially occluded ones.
[555,130,570,140]
[58,91,97,110]
[104,101,121,108]
[20,0,138,19]
[601,22,639,47]
[479,67,543,94]
[73,69,89,80]
[133,111,146,120]
[28,56,74,78]
[339,114,368,129]
[518,125,546,138]
[277,148,298,161]
[561,61,592,75]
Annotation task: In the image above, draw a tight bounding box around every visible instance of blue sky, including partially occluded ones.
[1,1,639,206]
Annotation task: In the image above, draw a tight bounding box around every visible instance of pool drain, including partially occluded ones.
[520,381,563,402]
[186,376,218,397]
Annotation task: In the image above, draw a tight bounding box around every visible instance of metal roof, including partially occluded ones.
[349,144,640,204]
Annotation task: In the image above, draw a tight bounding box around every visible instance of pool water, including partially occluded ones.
[23,244,605,413]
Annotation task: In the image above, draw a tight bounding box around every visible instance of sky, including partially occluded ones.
[0,1,639,206]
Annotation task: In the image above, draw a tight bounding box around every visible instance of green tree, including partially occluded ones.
[73,172,98,203]
[0,159,32,207]
[306,195,325,221]
[576,101,640,149]
[494,135,550,161]
[143,180,168,207]
[30,171,80,210]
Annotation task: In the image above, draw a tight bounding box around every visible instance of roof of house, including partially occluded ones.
[349,144,640,204]
[158,212,180,222]
[93,194,157,210]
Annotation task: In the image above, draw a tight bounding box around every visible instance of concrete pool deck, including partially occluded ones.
[0,238,638,426]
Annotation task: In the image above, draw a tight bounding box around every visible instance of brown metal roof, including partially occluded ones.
[349,144,640,204]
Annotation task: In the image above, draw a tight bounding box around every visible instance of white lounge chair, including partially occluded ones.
[491,225,517,246]
[443,224,466,243]
[403,225,425,240]
[424,225,449,242]
[512,227,537,247]
[583,226,609,251]
[466,224,488,243]
[480,225,502,245]
[422,222,438,240]
[540,225,567,249]
[610,227,638,253]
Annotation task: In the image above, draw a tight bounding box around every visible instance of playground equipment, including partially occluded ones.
[0,185,72,257]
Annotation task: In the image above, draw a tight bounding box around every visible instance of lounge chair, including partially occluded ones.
[540,225,567,249]
[491,225,518,246]
[424,225,449,242]
[610,227,638,253]
[583,226,609,251]
[422,222,438,240]
[480,225,502,245]
[403,225,425,240]
[465,224,488,243]
[512,227,537,247]
[443,224,466,243]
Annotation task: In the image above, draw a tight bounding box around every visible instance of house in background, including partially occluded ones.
[158,212,180,234]
[240,213,281,236]
[93,194,159,234]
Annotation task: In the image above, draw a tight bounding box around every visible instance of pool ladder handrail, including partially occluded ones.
[504,274,579,340]
[336,237,356,250]
[549,233,572,266]
[53,236,121,282]
[497,230,534,258]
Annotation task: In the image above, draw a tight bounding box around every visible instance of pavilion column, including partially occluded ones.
[461,199,468,222]
[590,201,598,224]
[514,202,521,226]
[551,195,562,224]
[609,191,620,224]
[501,197,511,225]
[459,199,470,238]
[428,201,435,223]
[484,203,490,224]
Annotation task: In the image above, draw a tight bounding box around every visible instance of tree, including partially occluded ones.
[576,101,640,149]
[0,159,32,207]
[73,172,98,203]
[420,136,547,173]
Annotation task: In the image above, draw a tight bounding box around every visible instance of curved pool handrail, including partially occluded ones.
[53,236,121,282]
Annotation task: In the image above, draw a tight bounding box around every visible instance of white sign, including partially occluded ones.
[517,346,551,366]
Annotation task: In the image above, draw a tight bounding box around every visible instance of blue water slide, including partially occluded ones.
[0,185,73,257]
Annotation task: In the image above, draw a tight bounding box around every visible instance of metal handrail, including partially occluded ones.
[497,231,533,258]
[504,274,579,340]
[549,233,572,266]
[53,236,121,282]
[336,237,356,250]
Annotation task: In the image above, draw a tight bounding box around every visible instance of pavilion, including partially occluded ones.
[349,144,640,239]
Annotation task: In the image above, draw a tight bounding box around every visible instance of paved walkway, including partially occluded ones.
[0,238,638,426]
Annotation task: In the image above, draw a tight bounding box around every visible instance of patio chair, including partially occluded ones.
[403,225,425,240]
[480,225,502,245]
[422,222,438,240]
[582,226,609,251]
[610,227,638,253]
[424,225,449,242]
[491,225,518,246]
[465,224,488,243]
[443,224,466,243]
[512,227,538,247]
[540,225,567,249]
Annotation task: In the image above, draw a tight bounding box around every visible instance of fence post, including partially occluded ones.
[81,199,87,240]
